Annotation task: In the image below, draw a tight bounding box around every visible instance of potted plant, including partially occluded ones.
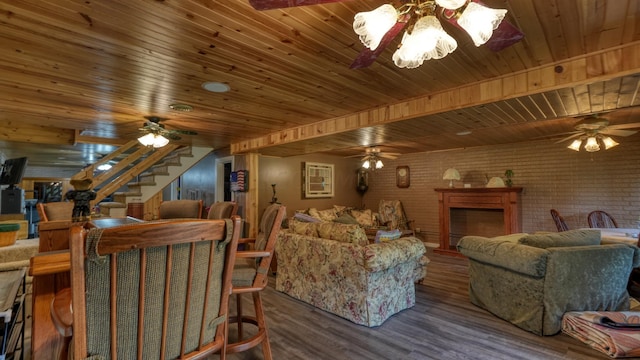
[504,169,514,187]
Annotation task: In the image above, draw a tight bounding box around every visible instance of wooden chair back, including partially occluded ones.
[37,201,74,222]
[207,201,239,220]
[67,217,241,359]
[226,204,286,359]
[158,199,203,219]
[588,210,619,228]
[550,209,569,232]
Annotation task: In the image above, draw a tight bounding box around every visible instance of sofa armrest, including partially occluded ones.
[457,235,548,278]
[364,237,426,272]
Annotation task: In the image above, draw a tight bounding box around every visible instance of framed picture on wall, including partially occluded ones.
[303,162,334,198]
[396,166,410,188]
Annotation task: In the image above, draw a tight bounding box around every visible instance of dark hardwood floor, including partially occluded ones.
[225,246,616,360]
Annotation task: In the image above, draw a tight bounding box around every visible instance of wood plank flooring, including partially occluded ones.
[225,247,613,360]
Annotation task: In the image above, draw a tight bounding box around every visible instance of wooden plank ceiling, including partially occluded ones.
[0,0,639,166]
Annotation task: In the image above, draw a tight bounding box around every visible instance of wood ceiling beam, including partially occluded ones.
[0,121,128,147]
[231,41,640,154]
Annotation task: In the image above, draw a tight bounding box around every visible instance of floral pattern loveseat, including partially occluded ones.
[275,219,429,327]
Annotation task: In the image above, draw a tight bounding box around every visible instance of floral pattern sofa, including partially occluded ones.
[275,219,429,327]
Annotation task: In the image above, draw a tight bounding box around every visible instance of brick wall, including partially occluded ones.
[364,139,640,245]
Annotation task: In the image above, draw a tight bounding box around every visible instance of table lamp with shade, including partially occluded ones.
[443,168,460,188]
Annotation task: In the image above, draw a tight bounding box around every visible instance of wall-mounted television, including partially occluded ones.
[0,157,28,187]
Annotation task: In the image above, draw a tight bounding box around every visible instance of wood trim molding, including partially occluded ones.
[231,41,640,154]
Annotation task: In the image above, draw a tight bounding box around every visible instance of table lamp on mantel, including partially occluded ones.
[443,168,461,188]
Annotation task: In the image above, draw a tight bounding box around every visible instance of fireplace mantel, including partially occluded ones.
[434,187,523,256]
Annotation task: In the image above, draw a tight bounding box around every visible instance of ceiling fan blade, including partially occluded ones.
[350,16,409,70]
[554,132,582,144]
[164,132,182,141]
[379,153,399,159]
[485,20,525,52]
[249,0,347,10]
[600,129,638,137]
[607,122,640,130]
[171,129,198,136]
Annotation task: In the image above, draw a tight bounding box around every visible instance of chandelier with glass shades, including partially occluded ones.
[353,0,508,68]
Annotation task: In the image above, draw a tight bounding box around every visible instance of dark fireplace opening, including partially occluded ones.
[449,208,505,249]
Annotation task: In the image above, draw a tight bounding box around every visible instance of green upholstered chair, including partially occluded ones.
[226,203,286,360]
[43,217,241,359]
[207,201,239,220]
[457,229,640,336]
[158,199,204,219]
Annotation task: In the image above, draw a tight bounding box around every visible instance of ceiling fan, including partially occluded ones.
[248,0,524,69]
[348,146,400,170]
[138,116,198,148]
[556,113,640,152]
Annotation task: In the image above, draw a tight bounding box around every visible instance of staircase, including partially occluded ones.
[72,141,212,218]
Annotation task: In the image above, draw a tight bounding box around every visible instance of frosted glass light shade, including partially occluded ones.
[362,160,370,169]
[584,136,600,152]
[457,2,507,46]
[353,4,398,50]
[392,16,457,68]
[435,0,467,10]
[375,159,384,169]
[152,134,170,148]
[138,133,170,148]
[602,136,619,149]
[567,139,582,151]
[137,133,156,146]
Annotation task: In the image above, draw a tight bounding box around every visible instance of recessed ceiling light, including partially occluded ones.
[457,130,472,136]
[202,82,230,93]
[169,103,193,112]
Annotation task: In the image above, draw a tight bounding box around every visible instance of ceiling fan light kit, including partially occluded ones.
[567,135,619,152]
[559,113,638,152]
[353,0,508,69]
[138,133,170,148]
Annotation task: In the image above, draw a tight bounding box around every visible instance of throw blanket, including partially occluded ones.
[562,311,640,358]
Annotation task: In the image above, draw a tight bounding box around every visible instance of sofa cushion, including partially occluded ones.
[293,212,321,223]
[333,213,359,225]
[308,207,337,222]
[518,229,601,249]
[350,209,374,227]
[374,229,401,243]
[317,222,368,246]
[289,219,319,237]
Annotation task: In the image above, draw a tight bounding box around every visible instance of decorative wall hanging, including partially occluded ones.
[303,162,334,198]
[230,170,247,192]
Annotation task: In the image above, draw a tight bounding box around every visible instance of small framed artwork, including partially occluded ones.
[303,162,334,198]
[396,166,410,188]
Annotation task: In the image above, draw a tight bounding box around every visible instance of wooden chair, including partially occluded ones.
[32,217,241,360]
[588,210,619,228]
[158,199,204,219]
[226,203,286,360]
[36,201,74,222]
[207,201,239,220]
[550,209,569,232]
